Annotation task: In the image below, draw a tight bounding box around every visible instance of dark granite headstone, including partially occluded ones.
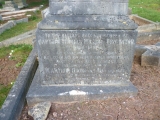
[27,0,138,106]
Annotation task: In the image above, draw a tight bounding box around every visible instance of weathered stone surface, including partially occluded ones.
[155,42,160,46]
[0,21,16,35]
[141,50,160,66]
[38,14,137,30]
[138,30,160,42]
[135,45,148,57]
[36,30,137,85]
[41,8,49,19]
[27,0,138,105]
[28,102,51,120]
[49,0,129,15]
[0,18,28,35]
[141,43,160,67]
[27,68,138,106]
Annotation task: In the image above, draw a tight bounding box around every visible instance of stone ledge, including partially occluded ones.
[129,14,160,33]
[0,29,35,48]
[135,43,160,67]
[137,30,160,42]
[26,68,138,107]
[0,49,38,120]
[0,17,28,35]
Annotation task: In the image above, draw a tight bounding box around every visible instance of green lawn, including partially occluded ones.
[0,84,13,108]
[0,44,32,108]
[27,0,49,8]
[129,0,160,22]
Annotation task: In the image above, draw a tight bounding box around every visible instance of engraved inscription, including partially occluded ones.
[37,30,136,85]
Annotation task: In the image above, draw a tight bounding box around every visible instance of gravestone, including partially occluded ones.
[27,0,138,106]
[14,0,28,9]
[3,0,19,11]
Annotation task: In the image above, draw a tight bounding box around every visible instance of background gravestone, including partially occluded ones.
[27,0,138,106]
[14,0,28,9]
[3,0,19,11]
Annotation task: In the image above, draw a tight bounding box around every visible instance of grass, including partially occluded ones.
[0,0,4,9]
[0,84,13,108]
[0,44,32,66]
[27,0,49,8]
[0,44,32,108]
[129,0,160,22]
[10,44,32,67]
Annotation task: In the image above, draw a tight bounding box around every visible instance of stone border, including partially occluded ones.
[0,17,28,35]
[129,14,160,32]
[0,29,36,48]
[0,49,38,120]
[137,30,160,42]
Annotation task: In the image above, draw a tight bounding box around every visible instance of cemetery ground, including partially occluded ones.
[17,39,160,120]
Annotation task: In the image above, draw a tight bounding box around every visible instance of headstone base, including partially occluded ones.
[26,68,137,106]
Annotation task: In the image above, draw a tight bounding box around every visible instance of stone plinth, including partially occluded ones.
[27,0,138,106]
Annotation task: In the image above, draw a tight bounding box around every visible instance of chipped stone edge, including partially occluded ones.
[0,48,38,120]
[28,102,51,120]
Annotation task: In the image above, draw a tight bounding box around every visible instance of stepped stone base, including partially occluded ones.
[27,68,138,106]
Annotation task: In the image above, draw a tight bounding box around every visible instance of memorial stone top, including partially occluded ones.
[38,0,137,30]
[49,0,129,15]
